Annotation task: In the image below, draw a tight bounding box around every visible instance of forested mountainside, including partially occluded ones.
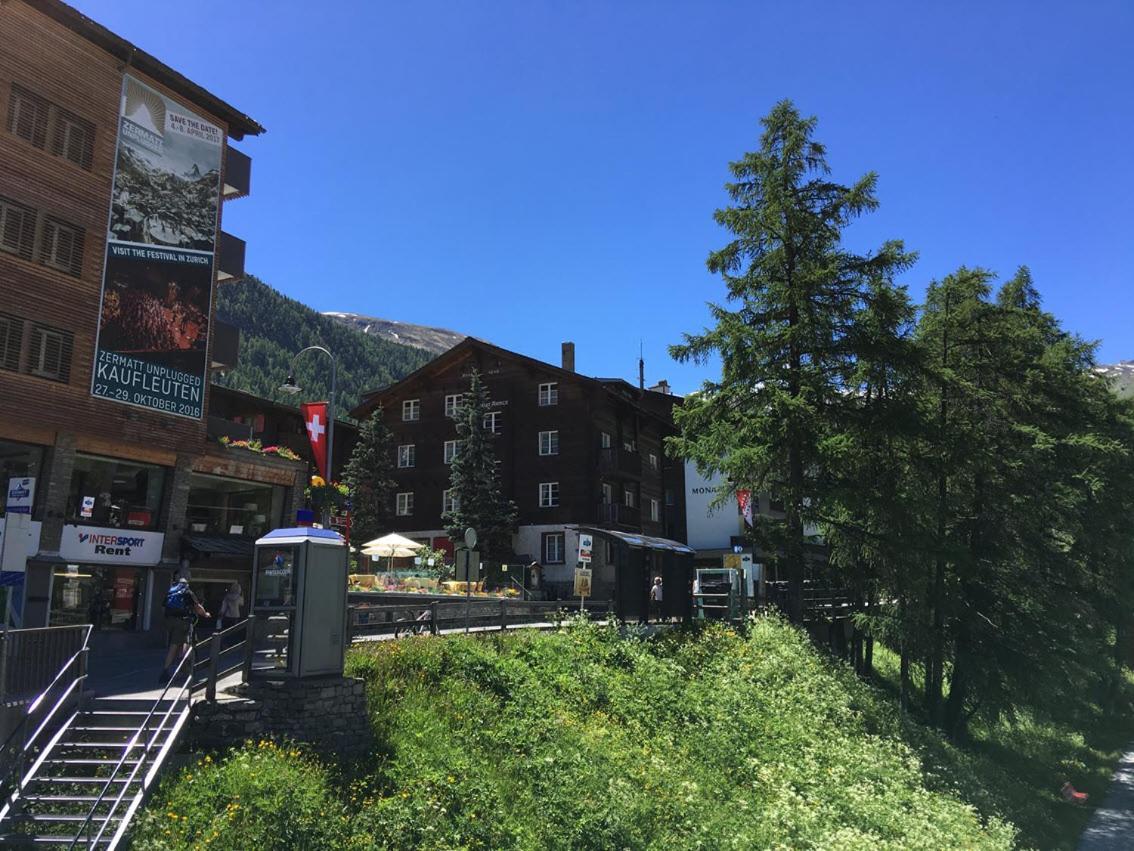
[213,276,435,417]
[1097,361,1134,398]
[323,311,466,355]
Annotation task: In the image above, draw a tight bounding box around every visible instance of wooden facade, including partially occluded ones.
[353,338,687,596]
[0,0,286,635]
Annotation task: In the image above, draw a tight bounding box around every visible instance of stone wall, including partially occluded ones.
[190,676,370,754]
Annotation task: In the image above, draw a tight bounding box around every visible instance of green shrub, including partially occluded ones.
[137,618,1018,849]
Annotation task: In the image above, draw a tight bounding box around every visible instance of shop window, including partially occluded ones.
[50,565,143,630]
[67,454,166,530]
[186,473,282,538]
[0,438,44,519]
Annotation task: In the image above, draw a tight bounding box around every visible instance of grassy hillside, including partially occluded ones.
[213,276,435,416]
[132,619,1017,850]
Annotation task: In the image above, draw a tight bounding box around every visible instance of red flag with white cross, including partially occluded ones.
[736,489,754,527]
[300,401,329,479]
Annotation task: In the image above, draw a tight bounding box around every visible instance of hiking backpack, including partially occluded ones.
[165,582,191,617]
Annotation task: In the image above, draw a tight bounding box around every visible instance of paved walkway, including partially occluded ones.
[1078,747,1134,851]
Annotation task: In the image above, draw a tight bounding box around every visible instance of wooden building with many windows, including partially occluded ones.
[0,0,305,637]
[352,338,689,601]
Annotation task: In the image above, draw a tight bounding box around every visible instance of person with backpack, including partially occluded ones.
[161,577,209,683]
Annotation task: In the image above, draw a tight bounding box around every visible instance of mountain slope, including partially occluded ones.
[1096,361,1134,399]
[213,277,435,416]
[323,312,466,355]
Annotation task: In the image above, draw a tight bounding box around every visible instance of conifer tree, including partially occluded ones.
[443,370,517,568]
[669,100,915,622]
[342,410,396,570]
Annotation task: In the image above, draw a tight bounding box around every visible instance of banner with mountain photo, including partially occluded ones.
[90,75,223,419]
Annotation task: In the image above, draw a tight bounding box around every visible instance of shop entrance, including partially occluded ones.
[50,564,144,630]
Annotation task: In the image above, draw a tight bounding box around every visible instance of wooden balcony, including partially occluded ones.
[598,447,641,480]
[597,501,640,529]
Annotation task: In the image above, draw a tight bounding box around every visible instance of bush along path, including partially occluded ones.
[131,618,1016,850]
[1078,748,1134,851]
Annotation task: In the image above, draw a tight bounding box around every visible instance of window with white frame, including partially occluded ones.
[444,393,463,418]
[538,430,559,456]
[444,440,459,464]
[397,444,415,468]
[538,382,558,406]
[624,489,636,508]
[649,453,658,470]
[396,492,414,516]
[601,482,613,504]
[442,489,459,514]
[539,482,559,508]
[27,324,71,383]
[542,532,565,564]
[402,399,420,421]
[650,498,660,522]
[38,216,83,277]
[483,411,502,434]
[600,431,611,449]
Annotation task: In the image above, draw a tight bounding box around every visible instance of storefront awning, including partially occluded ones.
[182,534,255,559]
[572,526,696,555]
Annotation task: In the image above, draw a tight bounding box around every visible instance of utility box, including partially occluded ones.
[251,527,347,679]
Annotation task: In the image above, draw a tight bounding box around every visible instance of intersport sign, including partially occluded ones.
[60,525,164,566]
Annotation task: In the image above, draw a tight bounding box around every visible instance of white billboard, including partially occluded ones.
[684,460,741,552]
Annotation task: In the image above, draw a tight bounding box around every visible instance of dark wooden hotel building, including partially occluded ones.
[353,338,691,607]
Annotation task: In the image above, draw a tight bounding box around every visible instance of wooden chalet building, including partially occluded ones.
[352,338,691,607]
[0,0,309,636]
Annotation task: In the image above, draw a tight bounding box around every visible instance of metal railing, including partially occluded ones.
[191,617,256,702]
[71,637,197,850]
[348,599,612,640]
[0,625,91,801]
[0,624,91,708]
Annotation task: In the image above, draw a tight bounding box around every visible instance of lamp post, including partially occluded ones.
[280,345,337,526]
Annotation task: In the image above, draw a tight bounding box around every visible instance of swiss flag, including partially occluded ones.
[300,401,329,479]
[736,489,754,527]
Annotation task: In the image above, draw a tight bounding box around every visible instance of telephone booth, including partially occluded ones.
[250,527,347,679]
[695,568,742,621]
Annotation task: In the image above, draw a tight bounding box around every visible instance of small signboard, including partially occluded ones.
[573,567,592,598]
[6,478,34,515]
[577,533,593,564]
[455,549,481,582]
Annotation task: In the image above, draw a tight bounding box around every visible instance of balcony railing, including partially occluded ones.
[217,231,246,282]
[222,146,252,200]
[210,318,240,369]
[598,447,641,479]
[597,502,640,528]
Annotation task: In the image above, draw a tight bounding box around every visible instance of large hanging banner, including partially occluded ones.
[90,75,223,419]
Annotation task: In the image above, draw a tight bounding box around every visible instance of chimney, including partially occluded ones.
[561,341,575,372]
[649,379,671,395]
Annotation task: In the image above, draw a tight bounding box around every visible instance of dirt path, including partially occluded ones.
[1078,748,1134,851]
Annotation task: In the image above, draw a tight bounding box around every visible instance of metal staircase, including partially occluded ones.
[0,630,193,849]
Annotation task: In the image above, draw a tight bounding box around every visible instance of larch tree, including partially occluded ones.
[342,409,396,571]
[668,99,915,622]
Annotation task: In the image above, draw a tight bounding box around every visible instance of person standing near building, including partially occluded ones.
[219,582,244,631]
[161,577,209,683]
[650,576,663,622]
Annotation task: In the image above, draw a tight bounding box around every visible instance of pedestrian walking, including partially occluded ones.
[219,582,244,630]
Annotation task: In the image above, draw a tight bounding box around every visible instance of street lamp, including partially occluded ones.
[280,345,337,526]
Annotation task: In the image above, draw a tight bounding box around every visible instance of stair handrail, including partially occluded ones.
[71,637,196,850]
[189,616,255,702]
[0,624,91,801]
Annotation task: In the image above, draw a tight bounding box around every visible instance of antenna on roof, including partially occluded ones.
[638,339,645,390]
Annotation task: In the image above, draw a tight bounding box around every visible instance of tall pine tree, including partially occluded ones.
[443,371,517,569]
[342,410,396,571]
[669,100,915,622]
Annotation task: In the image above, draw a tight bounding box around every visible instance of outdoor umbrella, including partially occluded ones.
[360,533,425,572]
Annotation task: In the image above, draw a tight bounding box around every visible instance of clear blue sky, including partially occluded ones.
[76,0,1133,393]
